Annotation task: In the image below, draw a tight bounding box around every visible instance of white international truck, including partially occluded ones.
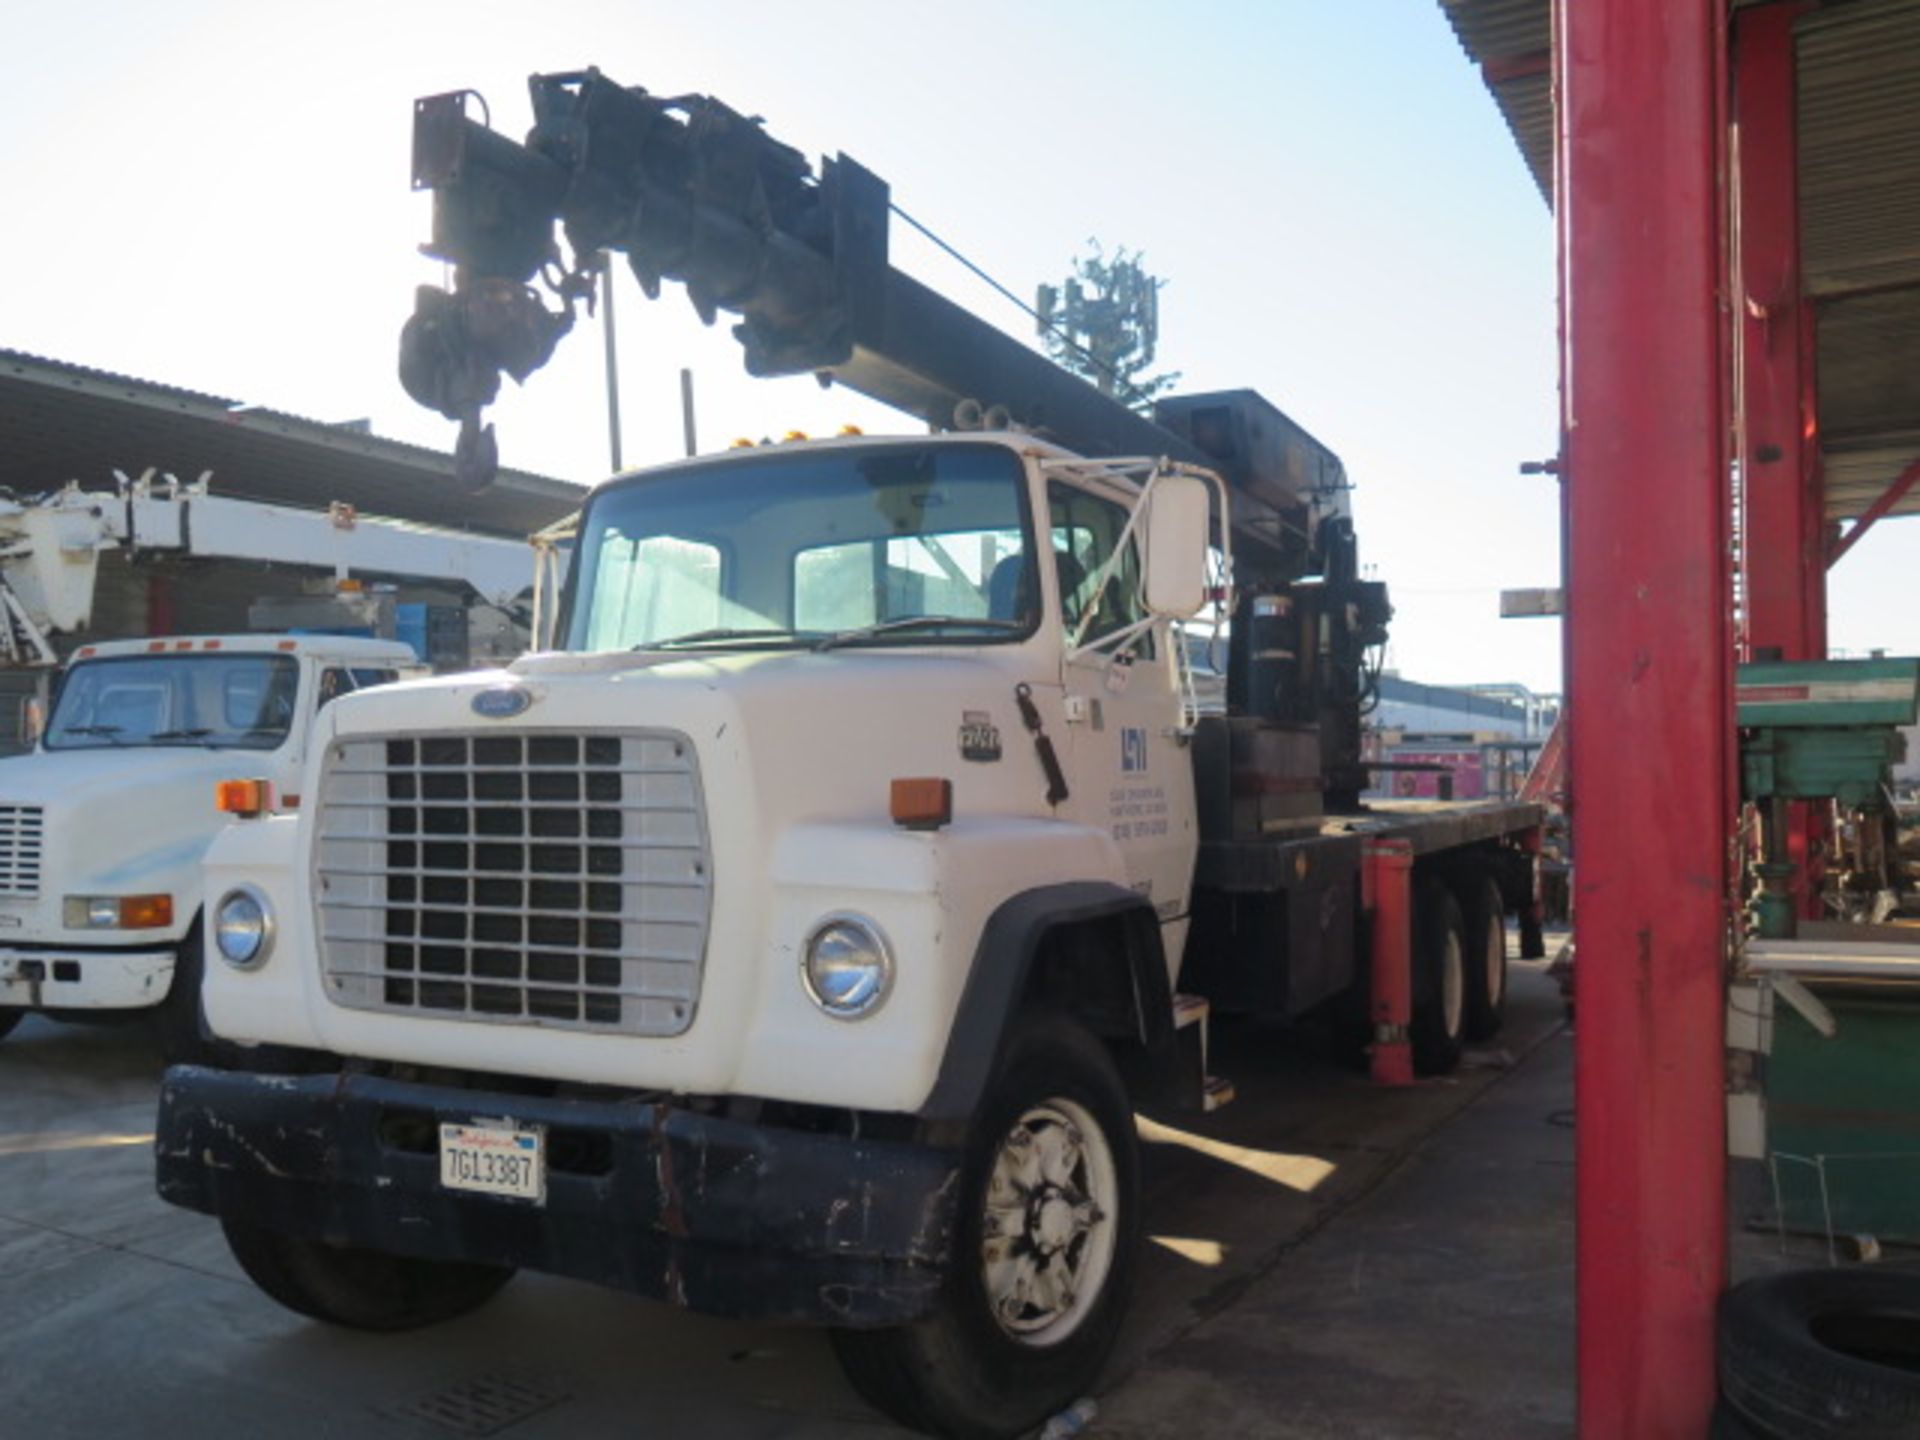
[0,471,541,1054]
[155,74,1545,1440]
[0,633,422,1054]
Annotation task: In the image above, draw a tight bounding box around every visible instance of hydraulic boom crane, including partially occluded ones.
[397,68,1346,586]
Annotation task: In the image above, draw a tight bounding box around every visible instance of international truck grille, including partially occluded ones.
[0,805,45,896]
[314,731,711,1036]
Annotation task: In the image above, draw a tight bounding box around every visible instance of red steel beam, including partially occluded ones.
[1559,0,1732,1434]
[1736,2,1822,660]
[1827,456,1920,568]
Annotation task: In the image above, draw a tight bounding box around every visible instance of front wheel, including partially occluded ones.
[831,1013,1140,1439]
[158,925,210,1064]
[222,1220,515,1332]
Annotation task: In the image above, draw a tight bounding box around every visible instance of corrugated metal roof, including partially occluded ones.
[0,347,584,539]
[1437,0,1920,523]
[1437,0,1553,197]
[1438,0,1550,67]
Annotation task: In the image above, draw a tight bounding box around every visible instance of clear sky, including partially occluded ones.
[0,2,1623,694]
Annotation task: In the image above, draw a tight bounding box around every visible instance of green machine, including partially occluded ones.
[1738,656,1920,938]
[1738,657,1920,1245]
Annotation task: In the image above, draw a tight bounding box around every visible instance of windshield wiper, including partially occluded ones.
[638,627,807,650]
[56,725,126,745]
[812,616,1027,652]
[149,728,215,743]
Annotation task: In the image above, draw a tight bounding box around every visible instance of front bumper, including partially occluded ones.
[155,1065,961,1327]
[0,947,175,1009]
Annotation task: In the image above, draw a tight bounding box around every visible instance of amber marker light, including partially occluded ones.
[890,777,953,832]
[118,894,174,929]
[215,779,272,817]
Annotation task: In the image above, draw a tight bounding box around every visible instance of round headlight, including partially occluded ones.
[214,886,273,970]
[802,915,893,1019]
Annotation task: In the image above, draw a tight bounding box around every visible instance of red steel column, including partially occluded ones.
[1559,0,1732,1435]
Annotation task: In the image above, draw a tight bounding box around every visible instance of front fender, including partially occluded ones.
[198,814,309,1047]
[729,816,1130,1114]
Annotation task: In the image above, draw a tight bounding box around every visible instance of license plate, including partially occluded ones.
[439,1121,545,1204]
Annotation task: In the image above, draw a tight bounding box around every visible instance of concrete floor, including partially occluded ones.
[0,955,1575,1438]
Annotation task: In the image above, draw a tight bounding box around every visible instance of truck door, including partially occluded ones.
[1050,480,1197,966]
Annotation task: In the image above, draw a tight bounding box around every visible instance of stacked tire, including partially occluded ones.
[1717,1267,1920,1437]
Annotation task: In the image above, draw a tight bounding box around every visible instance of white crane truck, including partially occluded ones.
[0,475,537,1055]
[0,633,422,1054]
[155,74,1544,1439]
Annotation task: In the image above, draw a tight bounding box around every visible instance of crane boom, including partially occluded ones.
[399,68,1350,582]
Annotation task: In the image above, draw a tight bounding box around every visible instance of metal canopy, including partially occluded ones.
[0,348,583,539]
[1439,0,1920,523]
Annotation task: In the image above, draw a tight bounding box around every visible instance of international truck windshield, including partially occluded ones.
[564,445,1038,652]
[45,653,300,750]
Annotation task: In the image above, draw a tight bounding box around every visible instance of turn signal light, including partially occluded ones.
[215,779,273,816]
[119,894,174,929]
[890,777,953,832]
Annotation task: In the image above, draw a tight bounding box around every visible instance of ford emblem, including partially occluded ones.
[471,685,532,720]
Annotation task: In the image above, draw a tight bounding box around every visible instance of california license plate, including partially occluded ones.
[439,1121,545,1204]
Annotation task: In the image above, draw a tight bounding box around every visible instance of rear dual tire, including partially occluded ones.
[1412,882,1467,1075]
[1461,874,1509,1043]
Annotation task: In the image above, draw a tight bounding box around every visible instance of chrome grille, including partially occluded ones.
[315,731,711,1036]
[0,805,45,896]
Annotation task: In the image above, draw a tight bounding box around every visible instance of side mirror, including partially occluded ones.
[1142,474,1212,619]
[19,698,42,748]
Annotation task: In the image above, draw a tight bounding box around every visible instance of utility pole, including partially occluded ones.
[602,251,623,473]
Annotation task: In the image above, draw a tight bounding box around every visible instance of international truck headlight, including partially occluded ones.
[214,886,274,970]
[64,893,174,930]
[802,915,893,1019]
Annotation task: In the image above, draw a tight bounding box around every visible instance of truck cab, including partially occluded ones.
[0,633,421,1053]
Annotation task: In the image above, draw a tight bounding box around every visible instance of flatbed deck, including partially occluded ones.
[1197,798,1543,892]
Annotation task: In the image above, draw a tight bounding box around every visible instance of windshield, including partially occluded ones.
[45,654,301,751]
[563,444,1037,652]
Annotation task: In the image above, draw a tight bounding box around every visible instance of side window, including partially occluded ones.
[1047,482,1153,655]
[316,668,350,712]
[317,667,401,713]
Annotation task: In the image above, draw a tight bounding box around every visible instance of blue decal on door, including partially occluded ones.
[1120,726,1149,773]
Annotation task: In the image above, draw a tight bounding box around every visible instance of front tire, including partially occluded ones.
[831,1013,1141,1439]
[222,1220,515,1332]
[158,926,211,1064]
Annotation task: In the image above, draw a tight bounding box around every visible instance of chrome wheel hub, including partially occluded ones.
[980,1097,1118,1347]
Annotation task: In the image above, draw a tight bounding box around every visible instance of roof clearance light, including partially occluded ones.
[730,438,755,449]
[783,430,809,442]
[839,424,864,436]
